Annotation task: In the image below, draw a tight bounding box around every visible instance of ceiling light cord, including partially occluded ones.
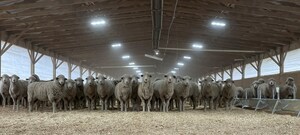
[163,0,179,58]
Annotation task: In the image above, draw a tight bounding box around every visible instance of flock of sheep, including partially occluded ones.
[0,72,297,113]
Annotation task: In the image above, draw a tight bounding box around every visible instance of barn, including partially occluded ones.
[0,0,300,134]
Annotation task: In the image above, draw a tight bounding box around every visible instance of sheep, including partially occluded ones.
[0,74,11,107]
[201,77,221,111]
[279,77,297,99]
[131,75,140,111]
[115,74,132,112]
[215,80,224,107]
[96,75,115,111]
[62,79,77,111]
[174,76,191,112]
[84,75,97,110]
[188,81,201,109]
[241,81,258,99]
[27,75,67,113]
[152,73,176,112]
[257,78,277,99]
[9,75,28,111]
[221,79,237,110]
[74,77,85,109]
[138,73,153,112]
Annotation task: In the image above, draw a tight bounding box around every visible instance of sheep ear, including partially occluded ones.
[212,79,214,82]
[104,77,107,79]
[50,79,54,81]
[55,77,59,80]
[149,75,152,78]
[121,77,124,80]
[74,79,77,81]
[141,75,144,77]
[85,78,88,80]
[82,80,84,82]
[199,81,202,84]
[26,78,29,80]
[137,77,140,79]
[164,75,167,78]
[64,78,67,80]
[17,76,20,79]
[173,76,176,79]
[96,77,98,79]
[0,77,2,80]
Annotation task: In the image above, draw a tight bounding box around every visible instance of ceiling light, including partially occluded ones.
[211,21,226,27]
[136,70,141,73]
[91,20,106,25]
[122,55,130,59]
[133,67,138,70]
[129,62,135,65]
[145,54,163,61]
[192,44,203,48]
[174,68,179,70]
[154,49,159,55]
[177,62,184,66]
[171,71,176,74]
[112,43,121,48]
[183,56,191,59]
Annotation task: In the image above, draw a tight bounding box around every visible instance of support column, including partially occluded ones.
[27,43,44,75]
[79,66,83,78]
[51,56,63,79]
[67,62,78,79]
[0,32,25,75]
[249,55,262,78]
[88,69,91,76]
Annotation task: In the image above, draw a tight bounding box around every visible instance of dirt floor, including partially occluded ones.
[0,106,299,135]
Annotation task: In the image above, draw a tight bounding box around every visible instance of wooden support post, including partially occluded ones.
[79,66,83,78]
[68,62,72,79]
[51,56,63,79]
[88,69,91,76]
[221,70,224,81]
[27,43,44,75]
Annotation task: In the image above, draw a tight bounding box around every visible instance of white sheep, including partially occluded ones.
[96,75,115,111]
[0,74,11,107]
[74,77,85,109]
[221,79,237,110]
[138,73,153,112]
[201,77,221,111]
[152,73,176,112]
[84,75,97,110]
[174,76,191,112]
[62,79,77,111]
[115,74,132,112]
[131,75,140,111]
[9,75,28,111]
[27,75,67,113]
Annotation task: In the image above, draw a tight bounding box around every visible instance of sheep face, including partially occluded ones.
[141,73,152,83]
[286,77,295,86]
[203,77,214,87]
[164,73,176,84]
[176,76,183,83]
[216,80,223,87]
[96,75,106,85]
[252,81,259,89]
[1,74,10,84]
[10,75,20,84]
[131,75,139,84]
[86,76,96,86]
[224,79,234,88]
[121,74,132,85]
[75,78,84,87]
[258,78,265,84]
[26,76,37,84]
[66,79,75,90]
[268,78,276,86]
[182,76,192,86]
[55,75,67,86]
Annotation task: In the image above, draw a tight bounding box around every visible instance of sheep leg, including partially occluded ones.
[183,98,186,111]
[104,98,108,111]
[141,98,146,112]
[87,99,91,111]
[92,99,96,110]
[16,98,20,112]
[100,99,104,111]
[64,100,68,111]
[179,99,182,112]
[125,100,128,112]
[12,98,16,111]
[2,95,6,107]
[209,98,213,110]
[147,98,152,112]
[120,101,124,112]
[225,100,229,110]
[203,99,207,111]
[166,99,171,112]
[52,101,57,113]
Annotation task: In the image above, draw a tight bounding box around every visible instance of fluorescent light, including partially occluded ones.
[112,43,121,47]
[211,21,226,27]
[177,62,184,66]
[183,56,191,59]
[133,67,138,70]
[144,54,163,61]
[136,70,141,73]
[155,52,159,55]
[91,20,106,25]
[171,71,176,74]
[129,62,135,65]
[174,68,179,70]
[192,44,203,48]
[122,55,130,59]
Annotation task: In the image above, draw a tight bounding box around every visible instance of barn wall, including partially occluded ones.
[234,71,300,98]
